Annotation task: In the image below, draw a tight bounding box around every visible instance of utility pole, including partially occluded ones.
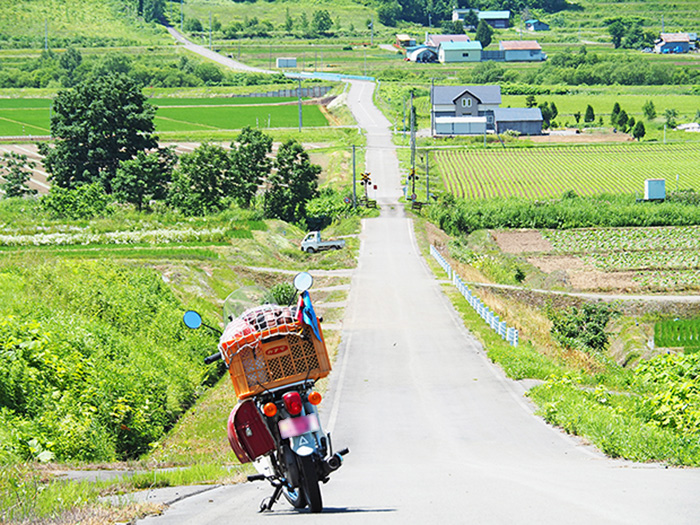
[410,92,416,200]
[180,0,183,32]
[44,19,48,51]
[352,145,357,208]
[298,78,303,132]
[425,151,430,202]
[371,15,374,46]
[209,12,212,50]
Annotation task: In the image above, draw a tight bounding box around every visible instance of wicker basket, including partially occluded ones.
[227,324,331,399]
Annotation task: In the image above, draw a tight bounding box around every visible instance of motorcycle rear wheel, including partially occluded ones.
[283,486,307,509]
[298,455,323,513]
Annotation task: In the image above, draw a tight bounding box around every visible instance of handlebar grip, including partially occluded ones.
[204,352,222,364]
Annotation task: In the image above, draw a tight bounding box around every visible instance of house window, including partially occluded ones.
[487,115,493,124]
[462,52,470,57]
[461,98,472,108]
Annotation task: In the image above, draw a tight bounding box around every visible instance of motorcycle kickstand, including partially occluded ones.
[259,483,284,513]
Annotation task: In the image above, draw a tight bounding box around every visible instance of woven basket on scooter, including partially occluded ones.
[219,305,331,399]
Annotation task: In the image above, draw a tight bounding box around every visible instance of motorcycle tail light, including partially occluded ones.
[263,402,277,417]
[283,391,303,416]
[308,391,322,405]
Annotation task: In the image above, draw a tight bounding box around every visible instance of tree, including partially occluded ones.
[608,20,625,49]
[617,109,628,131]
[539,101,553,128]
[38,74,157,193]
[263,140,320,224]
[229,127,272,208]
[311,10,332,35]
[284,8,294,33]
[167,143,235,216]
[664,108,678,128]
[610,101,621,126]
[378,1,402,27]
[113,148,176,211]
[525,94,537,108]
[584,104,595,123]
[142,0,164,23]
[627,116,636,133]
[642,99,656,120]
[0,152,37,198]
[573,111,581,124]
[632,120,646,141]
[475,20,493,48]
[464,9,479,30]
[549,102,559,121]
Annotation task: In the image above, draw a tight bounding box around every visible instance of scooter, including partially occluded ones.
[183,272,348,513]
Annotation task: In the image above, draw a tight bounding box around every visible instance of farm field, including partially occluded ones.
[655,318,700,352]
[494,226,700,292]
[0,96,328,136]
[436,143,700,200]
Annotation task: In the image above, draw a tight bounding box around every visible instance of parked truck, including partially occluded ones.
[301,231,345,253]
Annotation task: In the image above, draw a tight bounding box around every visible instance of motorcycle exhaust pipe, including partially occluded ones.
[324,448,349,474]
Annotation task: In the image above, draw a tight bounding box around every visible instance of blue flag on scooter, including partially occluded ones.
[301,290,321,340]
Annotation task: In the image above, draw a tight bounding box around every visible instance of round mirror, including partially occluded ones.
[183,310,202,329]
[293,272,313,292]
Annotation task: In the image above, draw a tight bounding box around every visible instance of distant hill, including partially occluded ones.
[0,0,168,48]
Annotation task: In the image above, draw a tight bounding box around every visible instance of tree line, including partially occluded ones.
[3,74,323,226]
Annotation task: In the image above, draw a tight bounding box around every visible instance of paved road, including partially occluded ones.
[137,79,700,524]
[167,27,274,74]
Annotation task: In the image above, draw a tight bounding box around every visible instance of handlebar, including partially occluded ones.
[204,351,222,365]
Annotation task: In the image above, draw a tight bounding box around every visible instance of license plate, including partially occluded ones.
[278,414,320,439]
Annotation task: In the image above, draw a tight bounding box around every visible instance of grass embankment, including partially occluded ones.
[413,215,700,467]
[0,197,359,523]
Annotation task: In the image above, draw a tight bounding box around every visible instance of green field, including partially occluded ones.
[0,97,328,136]
[655,318,700,351]
[436,143,700,200]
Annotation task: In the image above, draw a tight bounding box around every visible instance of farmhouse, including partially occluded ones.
[431,85,543,136]
[438,41,482,63]
[654,33,691,53]
[425,33,471,48]
[493,108,543,135]
[478,10,511,29]
[431,85,501,132]
[499,40,546,61]
[525,19,549,31]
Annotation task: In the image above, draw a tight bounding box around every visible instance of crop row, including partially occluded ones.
[542,226,700,254]
[435,144,700,200]
[655,318,700,349]
[582,250,700,272]
[633,269,700,290]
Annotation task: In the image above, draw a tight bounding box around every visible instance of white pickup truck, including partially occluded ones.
[301,231,345,253]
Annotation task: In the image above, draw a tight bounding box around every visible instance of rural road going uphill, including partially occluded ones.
[138,37,700,522]
[138,79,700,524]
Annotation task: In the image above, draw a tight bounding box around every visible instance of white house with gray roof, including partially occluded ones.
[431,85,542,136]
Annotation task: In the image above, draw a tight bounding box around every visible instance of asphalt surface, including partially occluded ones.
[134,80,700,524]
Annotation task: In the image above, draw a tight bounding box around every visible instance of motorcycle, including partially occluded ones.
[183,272,348,513]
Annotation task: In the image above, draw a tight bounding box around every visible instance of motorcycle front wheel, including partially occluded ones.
[298,455,322,513]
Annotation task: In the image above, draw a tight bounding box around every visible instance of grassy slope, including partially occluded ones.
[0,0,168,45]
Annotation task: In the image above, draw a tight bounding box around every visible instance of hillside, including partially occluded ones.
[0,0,169,47]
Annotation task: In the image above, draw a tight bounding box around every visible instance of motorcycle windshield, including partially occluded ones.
[223,286,269,323]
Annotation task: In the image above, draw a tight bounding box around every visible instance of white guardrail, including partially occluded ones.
[430,245,519,347]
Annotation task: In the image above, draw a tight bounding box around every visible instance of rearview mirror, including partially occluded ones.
[183,310,202,329]
[293,272,313,292]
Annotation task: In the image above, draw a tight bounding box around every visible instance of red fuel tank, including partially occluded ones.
[227,399,275,463]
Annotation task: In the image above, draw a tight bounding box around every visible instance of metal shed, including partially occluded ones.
[494,108,543,135]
